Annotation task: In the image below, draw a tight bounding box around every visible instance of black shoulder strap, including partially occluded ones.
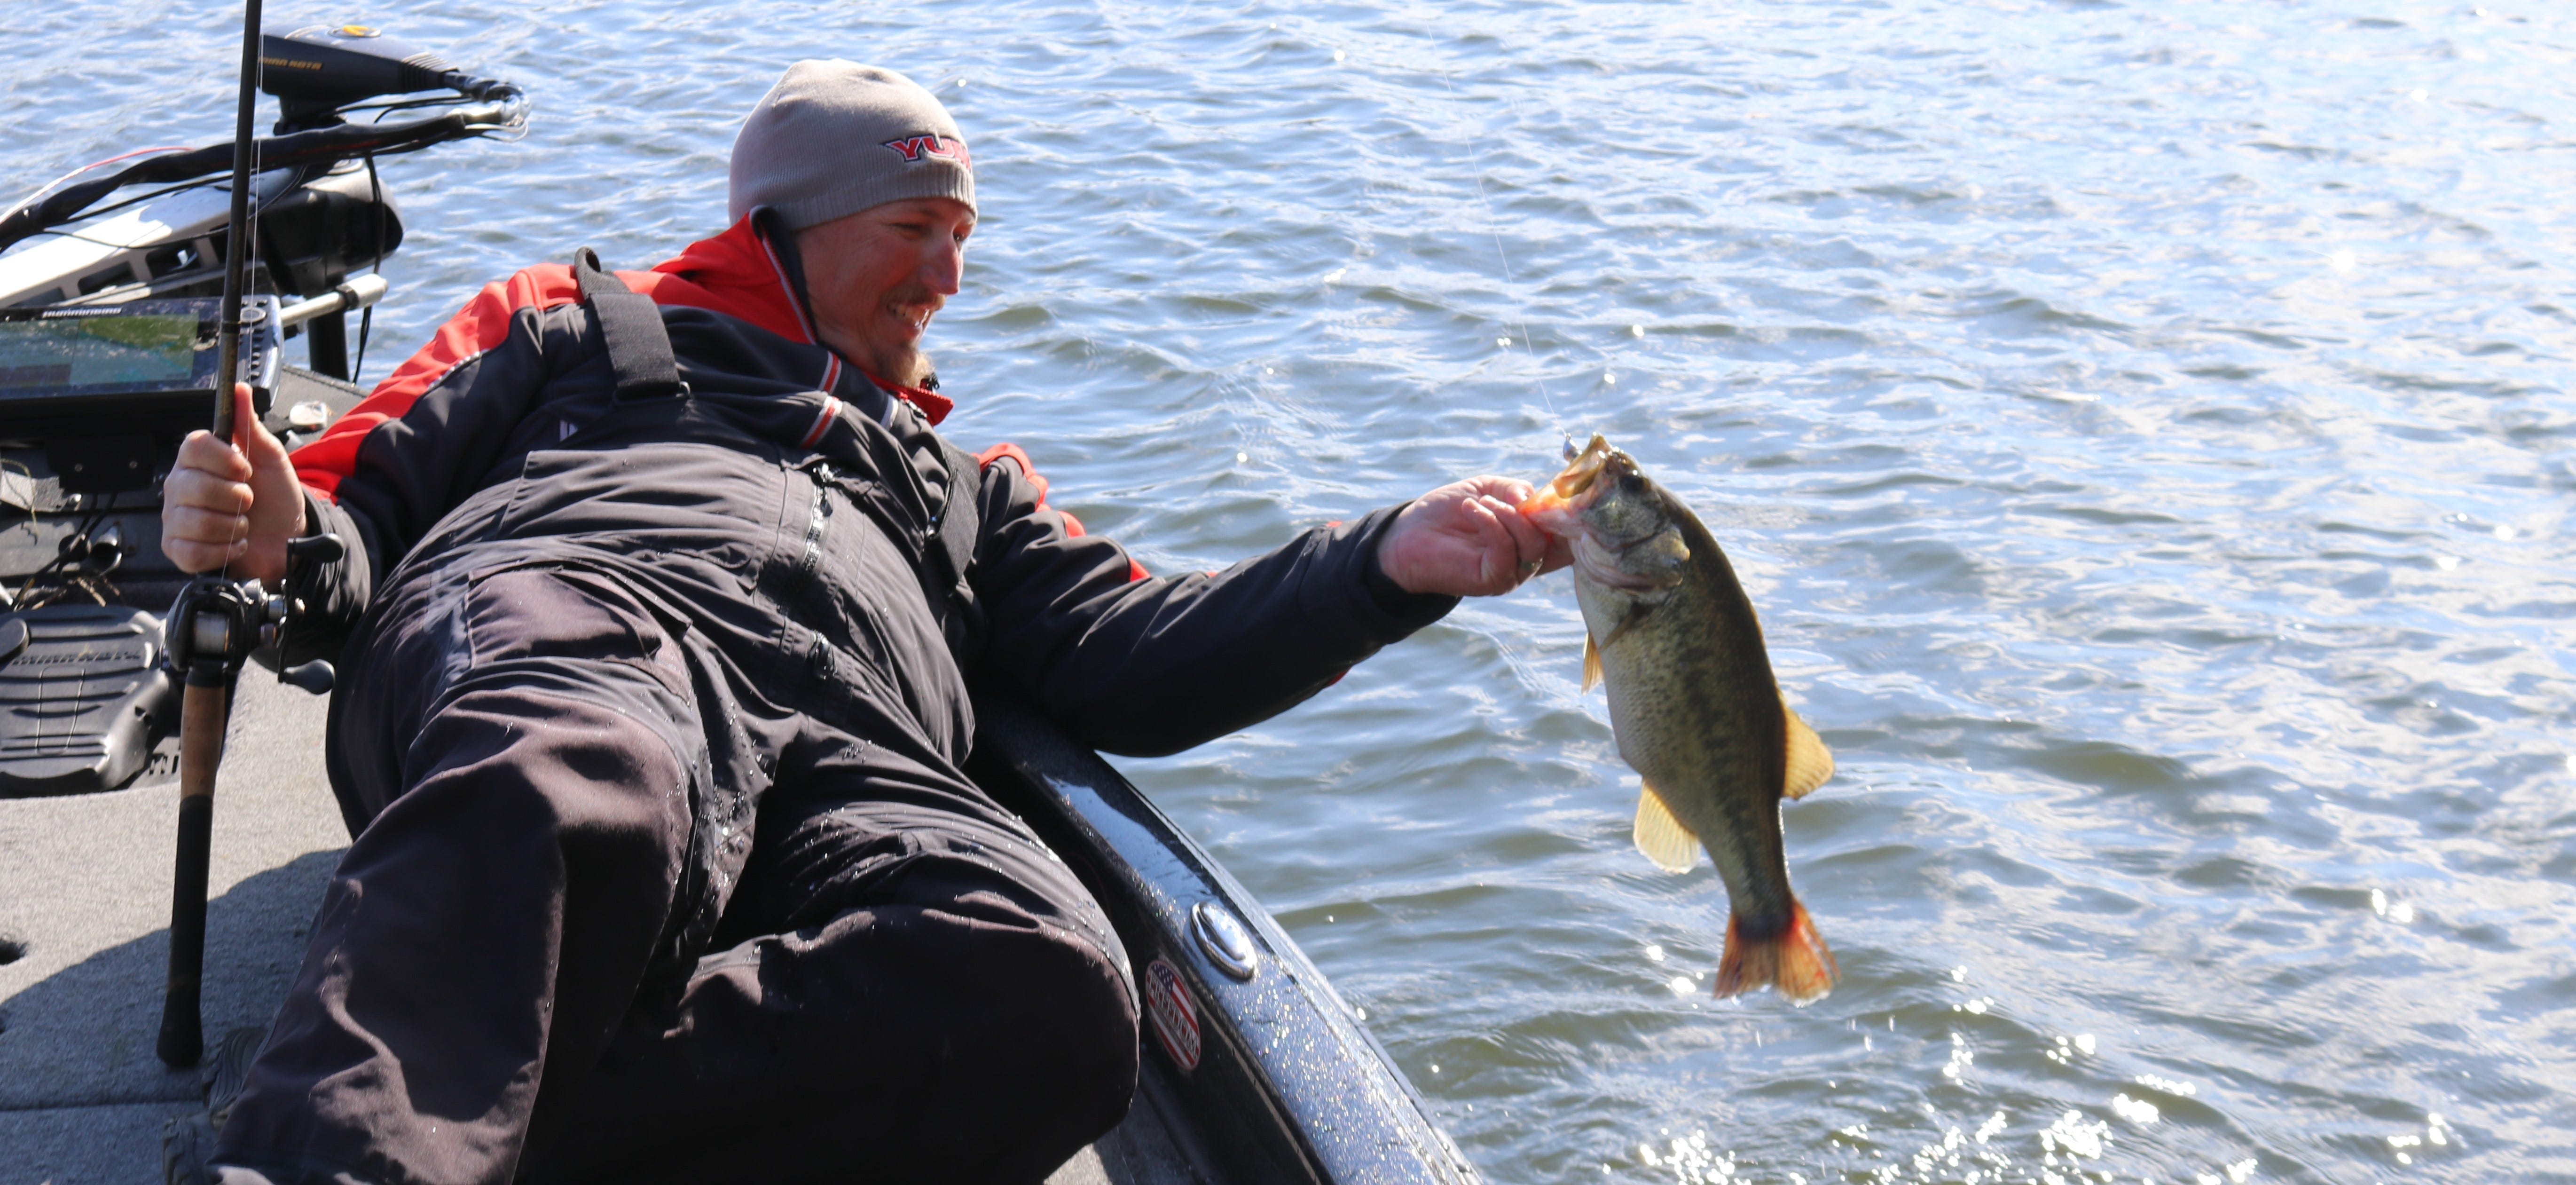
[571,247,687,403]
[917,434,988,668]
[926,436,982,598]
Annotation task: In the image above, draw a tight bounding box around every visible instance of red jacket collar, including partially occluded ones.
[860,371,952,422]
[645,216,955,424]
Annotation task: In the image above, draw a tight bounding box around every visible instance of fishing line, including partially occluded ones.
[222,54,266,561]
[1422,45,1588,712]
[1431,56,1573,455]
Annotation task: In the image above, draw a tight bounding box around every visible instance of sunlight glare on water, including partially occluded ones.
[6,0,2573,1181]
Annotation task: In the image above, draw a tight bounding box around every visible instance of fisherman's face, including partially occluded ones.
[797,197,975,388]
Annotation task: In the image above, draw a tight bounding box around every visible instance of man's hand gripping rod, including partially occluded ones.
[153,0,342,1069]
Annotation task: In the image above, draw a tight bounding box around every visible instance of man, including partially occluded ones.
[162,61,1557,1184]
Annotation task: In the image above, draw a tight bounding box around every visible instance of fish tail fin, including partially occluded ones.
[1714,901,1838,1005]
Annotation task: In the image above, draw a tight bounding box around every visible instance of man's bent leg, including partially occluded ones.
[215,571,704,1185]
[522,796,1139,1185]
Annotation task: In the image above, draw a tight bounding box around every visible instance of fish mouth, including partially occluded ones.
[1521,434,1611,511]
[1520,434,1634,526]
[1551,433,1616,499]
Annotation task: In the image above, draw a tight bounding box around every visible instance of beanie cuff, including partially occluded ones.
[771,162,976,230]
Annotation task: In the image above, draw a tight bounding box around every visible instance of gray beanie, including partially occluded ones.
[728,61,975,229]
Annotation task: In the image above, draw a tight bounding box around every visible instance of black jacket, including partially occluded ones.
[285,221,1454,759]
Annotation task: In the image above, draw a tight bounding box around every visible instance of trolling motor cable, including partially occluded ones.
[0,92,522,257]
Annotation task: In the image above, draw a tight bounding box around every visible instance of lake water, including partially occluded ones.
[8,0,2572,1181]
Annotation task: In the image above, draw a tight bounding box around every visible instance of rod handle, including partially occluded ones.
[157,677,231,1067]
[157,791,214,1067]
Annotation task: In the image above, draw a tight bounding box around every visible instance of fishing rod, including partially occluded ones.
[153,0,268,1073]
[153,0,344,1069]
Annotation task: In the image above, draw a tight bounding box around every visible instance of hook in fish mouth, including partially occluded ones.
[1548,433,1617,499]
[1520,433,1622,521]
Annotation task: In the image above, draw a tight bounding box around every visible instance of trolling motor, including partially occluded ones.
[0,19,523,388]
[262,24,521,129]
[0,27,523,260]
[0,8,515,796]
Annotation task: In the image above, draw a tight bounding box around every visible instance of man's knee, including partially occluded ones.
[891,911,1140,1180]
[799,890,1138,1088]
[785,886,1141,1159]
[225,685,707,1185]
[984,918,1140,1100]
[836,836,1139,1111]
[526,901,1139,1184]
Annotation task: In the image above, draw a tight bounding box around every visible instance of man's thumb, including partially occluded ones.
[230,383,290,468]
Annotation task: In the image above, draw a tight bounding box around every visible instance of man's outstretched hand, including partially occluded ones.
[161,383,305,588]
[1376,476,1573,598]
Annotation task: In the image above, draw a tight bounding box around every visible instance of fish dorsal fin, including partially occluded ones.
[1781,701,1834,800]
[1582,632,1603,692]
[1633,780,1701,873]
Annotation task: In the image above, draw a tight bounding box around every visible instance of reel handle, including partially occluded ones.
[272,532,344,696]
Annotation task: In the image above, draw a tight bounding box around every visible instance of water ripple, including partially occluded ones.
[11,0,2576,1180]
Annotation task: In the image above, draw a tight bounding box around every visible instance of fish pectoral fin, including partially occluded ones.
[1582,632,1603,692]
[1632,781,1701,873]
[1780,700,1835,800]
[1599,600,1657,652]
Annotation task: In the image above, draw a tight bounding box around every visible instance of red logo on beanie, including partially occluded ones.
[882,134,971,169]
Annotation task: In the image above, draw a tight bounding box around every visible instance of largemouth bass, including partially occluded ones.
[1521,435,1838,1004]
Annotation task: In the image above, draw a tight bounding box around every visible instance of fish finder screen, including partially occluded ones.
[0,314,202,393]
